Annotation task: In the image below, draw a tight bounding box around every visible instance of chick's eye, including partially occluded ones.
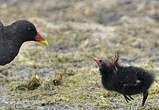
[99,60,102,63]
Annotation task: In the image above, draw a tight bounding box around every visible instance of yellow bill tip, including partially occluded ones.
[39,40,49,46]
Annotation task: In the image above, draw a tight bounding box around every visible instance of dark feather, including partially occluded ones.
[0,20,3,29]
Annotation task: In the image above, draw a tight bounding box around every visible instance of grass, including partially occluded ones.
[0,0,159,109]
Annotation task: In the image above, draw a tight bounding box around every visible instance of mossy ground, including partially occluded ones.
[0,0,159,109]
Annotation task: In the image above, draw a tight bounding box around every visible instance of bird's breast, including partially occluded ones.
[0,41,20,65]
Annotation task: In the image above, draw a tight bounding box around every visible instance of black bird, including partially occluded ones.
[94,54,154,106]
[0,20,48,66]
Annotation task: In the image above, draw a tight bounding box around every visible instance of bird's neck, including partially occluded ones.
[101,73,115,90]
[6,25,26,46]
[100,67,118,79]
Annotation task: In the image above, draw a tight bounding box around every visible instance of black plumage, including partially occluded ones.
[94,54,154,106]
[0,20,48,65]
[0,20,3,29]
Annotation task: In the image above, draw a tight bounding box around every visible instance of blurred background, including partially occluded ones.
[0,0,159,109]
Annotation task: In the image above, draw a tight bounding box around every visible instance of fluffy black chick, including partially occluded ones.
[0,20,48,65]
[94,54,154,106]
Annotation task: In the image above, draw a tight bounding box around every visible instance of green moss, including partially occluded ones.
[9,80,28,91]
[7,104,16,110]
[0,78,9,84]
[28,73,41,90]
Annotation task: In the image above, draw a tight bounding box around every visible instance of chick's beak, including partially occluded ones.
[35,32,48,46]
[94,58,101,68]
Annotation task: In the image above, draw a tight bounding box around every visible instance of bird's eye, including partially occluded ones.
[27,27,35,33]
[99,60,102,63]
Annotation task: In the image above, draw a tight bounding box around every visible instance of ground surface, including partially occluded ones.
[0,0,159,110]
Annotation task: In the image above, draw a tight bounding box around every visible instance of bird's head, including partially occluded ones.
[94,59,114,75]
[11,20,48,46]
[94,54,119,75]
